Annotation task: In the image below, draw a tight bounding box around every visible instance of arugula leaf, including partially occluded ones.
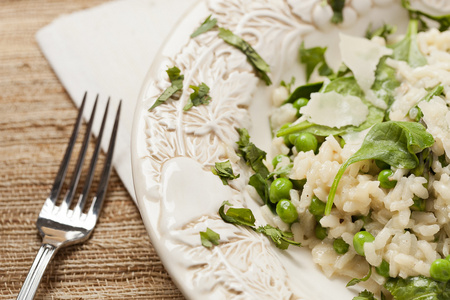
[277,77,384,137]
[390,19,427,68]
[219,201,256,227]
[402,0,450,32]
[385,276,450,300]
[299,42,334,82]
[365,23,396,41]
[218,28,272,85]
[191,15,217,38]
[370,57,401,109]
[347,267,372,287]
[149,66,184,110]
[325,121,434,214]
[200,227,220,248]
[327,0,346,24]
[183,82,211,111]
[236,128,269,178]
[353,289,376,300]
[255,225,301,250]
[283,81,324,104]
[409,85,444,121]
[211,160,240,185]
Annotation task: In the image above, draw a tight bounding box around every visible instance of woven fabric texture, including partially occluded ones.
[0,1,184,299]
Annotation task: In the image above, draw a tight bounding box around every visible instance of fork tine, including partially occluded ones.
[60,95,98,210]
[48,93,87,204]
[89,100,121,218]
[75,98,110,212]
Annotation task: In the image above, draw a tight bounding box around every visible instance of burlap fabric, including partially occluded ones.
[0,1,184,298]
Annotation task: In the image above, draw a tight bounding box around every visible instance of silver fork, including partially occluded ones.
[17,93,121,300]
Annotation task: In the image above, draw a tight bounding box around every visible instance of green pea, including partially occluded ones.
[288,133,301,145]
[280,123,292,146]
[276,199,299,224]
[333,238,349,254]
[293,98,309,117]
[375,160,390,170]
[375,260,390,277]
[430,259,450,282]
[378,169,397,189]
[272,154,289,169]
[309,196,326,217]
[269,178,293,203]
[410,196,426,211]
[294,132,318,153]
[353,231,375,256]
[315,224,328,240]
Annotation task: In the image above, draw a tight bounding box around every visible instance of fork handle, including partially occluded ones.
[17,243,58,300]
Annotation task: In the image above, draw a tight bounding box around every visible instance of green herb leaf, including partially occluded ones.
[183,82,211,111]
[327,0,346,24]
[191,15,217,38]
[211,160,240,185]
[200,227,220,248]
[218,28,272,85]
[236,128,269,178]
[149,66,184,110]
[390,19,427,68]
[402,0,450,32]
[219,201,256,227]
[268,163,293,180]
[280,76,296,93]
[347,267,372,287]
[385,275,450,300]
[283,81,323,104]
[326,121,434,214]
[352,289,376,300]
[299,42,334,82]
[255,225,301,250]
[248,173,270,206]
[365,23,396,41]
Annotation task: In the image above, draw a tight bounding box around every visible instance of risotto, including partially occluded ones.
[262,21,450,297]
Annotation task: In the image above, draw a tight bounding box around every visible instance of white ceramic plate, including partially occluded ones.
[131,0,444,299]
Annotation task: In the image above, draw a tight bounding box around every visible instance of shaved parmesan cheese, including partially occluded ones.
[339,33,392,105]
[300,91,369,128]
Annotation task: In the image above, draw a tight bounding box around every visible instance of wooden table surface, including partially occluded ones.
[0,1,184,298]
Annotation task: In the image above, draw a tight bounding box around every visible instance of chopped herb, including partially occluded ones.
[409,85,444,121]
[191,15,217,38]
[326,121,434,215]
[219,201,256,227]
[218,28,272,85]
[365,23,396,41]
[200,227,220,248]
[280,76,296,93]
[211,160,240,185]
[370,57,401,109]
[218,202,301,249]
[347,267,372,287]
[299,42,334,82]
[255,225,301,250]
[183,82,211,111]
[236,128,269,178]
[328,0,346,24]
[402,0,450,32]
[353,289,376,300]
[248,173,270,206]
[149,66,184,110]
[385,275,450,300]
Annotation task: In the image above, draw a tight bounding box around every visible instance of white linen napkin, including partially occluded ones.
[36,0,197,203]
